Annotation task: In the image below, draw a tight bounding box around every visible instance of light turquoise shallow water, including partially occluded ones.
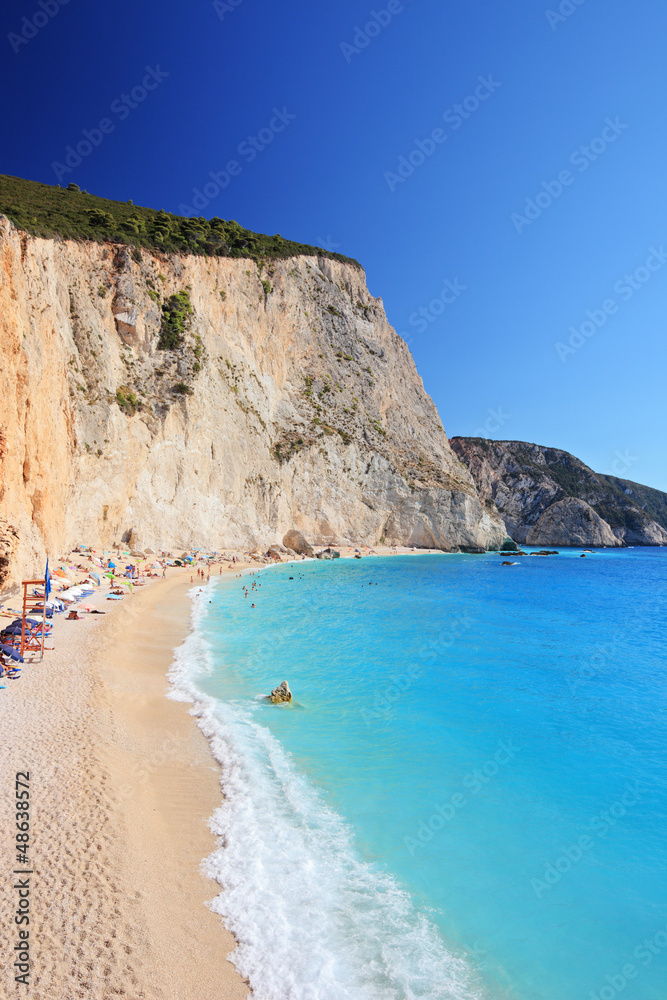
[171,548,667,1000]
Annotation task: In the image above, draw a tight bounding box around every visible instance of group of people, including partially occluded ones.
[241,573,261,608]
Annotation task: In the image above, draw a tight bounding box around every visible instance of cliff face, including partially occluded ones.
[0,221,505,592]
[450,438,667,548]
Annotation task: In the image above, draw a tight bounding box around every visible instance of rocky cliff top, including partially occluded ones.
[450,438,667,547]
[0,173,360,267]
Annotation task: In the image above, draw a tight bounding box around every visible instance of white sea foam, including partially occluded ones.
[169,586,483,1000]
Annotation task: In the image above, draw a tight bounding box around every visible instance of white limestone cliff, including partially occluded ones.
[0,220,505,592]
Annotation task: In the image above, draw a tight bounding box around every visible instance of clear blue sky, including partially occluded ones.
[2,0,665,489]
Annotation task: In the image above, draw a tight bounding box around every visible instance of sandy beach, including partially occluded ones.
[0,568,248,1000]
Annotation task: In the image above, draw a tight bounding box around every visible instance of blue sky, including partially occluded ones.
[2,0,666,489]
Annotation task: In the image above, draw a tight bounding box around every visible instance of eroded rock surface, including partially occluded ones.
[270,681,292,704]
[0,221,505,592]
[451,438,667,548]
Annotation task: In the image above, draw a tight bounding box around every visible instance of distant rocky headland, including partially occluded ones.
[451,438,667,548]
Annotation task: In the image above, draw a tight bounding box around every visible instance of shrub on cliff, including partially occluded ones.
[158,290,192,350]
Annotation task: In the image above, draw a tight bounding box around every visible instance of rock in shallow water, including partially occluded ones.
[269,680,292,703]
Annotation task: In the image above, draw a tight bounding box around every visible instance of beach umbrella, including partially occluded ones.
[1,643,24,662]
[90,572,101,585]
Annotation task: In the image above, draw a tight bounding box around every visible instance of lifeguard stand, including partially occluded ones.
[20,579,48,659]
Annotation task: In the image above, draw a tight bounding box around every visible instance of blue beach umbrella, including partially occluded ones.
[1,643,24,662]
[45,556,51,601]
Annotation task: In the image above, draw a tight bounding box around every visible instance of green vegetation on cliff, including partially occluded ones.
[0,174,360,267]
[158,290,192,350]
[596,474,667,531]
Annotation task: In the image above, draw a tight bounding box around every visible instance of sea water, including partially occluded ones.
[169,549,667,1000]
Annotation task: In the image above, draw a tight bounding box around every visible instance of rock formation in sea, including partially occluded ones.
[269,681,292,704]
[0,179,506,592]
[451,438,667,548]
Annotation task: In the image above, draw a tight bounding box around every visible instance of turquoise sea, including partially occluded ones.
[170,548,667,1000]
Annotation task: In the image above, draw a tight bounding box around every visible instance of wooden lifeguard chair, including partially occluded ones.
[20,579,48,659]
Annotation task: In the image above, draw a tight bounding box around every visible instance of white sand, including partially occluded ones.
[0,569,248,1000]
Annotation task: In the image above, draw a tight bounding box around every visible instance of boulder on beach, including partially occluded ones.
[282,530,313,557]
[316,548,340,560]
[269,681,292,704]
